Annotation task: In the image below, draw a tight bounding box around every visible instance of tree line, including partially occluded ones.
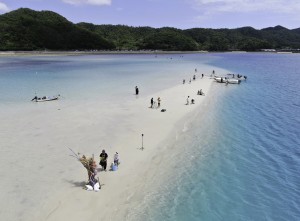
[1,8,300,51]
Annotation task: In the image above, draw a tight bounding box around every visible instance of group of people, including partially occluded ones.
[80,149,120,191]
[186,89,205,105]
[134,86,163,110]
[150,97,161,108]
[186,96,195,105]
[182,74,204,84]
[183,70,208,105]
[99,149,119,171]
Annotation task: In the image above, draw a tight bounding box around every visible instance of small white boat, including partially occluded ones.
[226,79,241,84]
[31,95,59,102]
[214,77,227,83]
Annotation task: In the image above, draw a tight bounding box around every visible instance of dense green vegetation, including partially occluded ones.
[0,8,115,50]
[1,8,300,51]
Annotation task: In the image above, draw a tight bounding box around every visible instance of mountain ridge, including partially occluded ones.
[1,8,300,51]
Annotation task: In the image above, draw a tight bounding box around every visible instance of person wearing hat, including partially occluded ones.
[99,150,108,171]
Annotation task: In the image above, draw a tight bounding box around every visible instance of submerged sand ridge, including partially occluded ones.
[0,69,226,221]
[36,76,216,221]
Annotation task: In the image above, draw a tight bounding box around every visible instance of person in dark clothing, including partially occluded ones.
[31,96,38,101]
[135,86,139,95]
[151,98,154,108]
[99,150,108,171]
[157,97,161,108]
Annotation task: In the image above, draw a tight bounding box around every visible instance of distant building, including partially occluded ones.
[261,49,276,52]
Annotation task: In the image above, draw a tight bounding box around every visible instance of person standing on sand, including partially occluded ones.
[114,152,119,166]
[151,98,154,108]
[186,96,190,105]
[99,150,108,171]
[157,97,161,108]
[135,86,139,95]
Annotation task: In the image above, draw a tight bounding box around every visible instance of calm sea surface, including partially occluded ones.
[0,53,299,221]
[0,54,214,106]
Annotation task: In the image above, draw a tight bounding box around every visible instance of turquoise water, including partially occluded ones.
[0,54,210,106]
[128,53,300,221]
[1,53,299,221]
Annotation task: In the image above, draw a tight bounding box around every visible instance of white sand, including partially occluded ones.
[0,74,220,221]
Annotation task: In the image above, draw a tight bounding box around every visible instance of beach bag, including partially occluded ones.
[112,164,118,171]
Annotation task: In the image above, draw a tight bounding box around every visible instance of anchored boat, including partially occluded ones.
[226,79,241,84]
[31,95,60,102]
[214,77,227,83]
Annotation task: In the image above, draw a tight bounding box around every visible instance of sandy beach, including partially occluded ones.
[0,69,219,221]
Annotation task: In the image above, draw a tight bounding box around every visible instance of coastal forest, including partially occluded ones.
[1,8,300,51]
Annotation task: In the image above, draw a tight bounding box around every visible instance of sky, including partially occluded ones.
[0,0,300,30]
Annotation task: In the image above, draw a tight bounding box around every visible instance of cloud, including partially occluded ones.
[192,0,300,13]
[62,0,112,6]
[0,2,9,12]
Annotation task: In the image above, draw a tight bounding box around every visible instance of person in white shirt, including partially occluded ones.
[114,152,119,166]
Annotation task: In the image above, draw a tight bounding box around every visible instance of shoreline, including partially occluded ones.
[31,75,218,221]
[0,50,294,57]
[0,50,209,57]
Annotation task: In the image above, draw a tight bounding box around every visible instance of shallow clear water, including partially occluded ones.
[127,53,300,221]
[0,54,214,107]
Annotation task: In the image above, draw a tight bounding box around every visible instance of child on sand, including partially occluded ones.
[114,152,119,166]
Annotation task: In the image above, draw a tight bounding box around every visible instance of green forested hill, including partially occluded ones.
[1,8,300,51]
[0,8,115,50]
[77,24,199,51]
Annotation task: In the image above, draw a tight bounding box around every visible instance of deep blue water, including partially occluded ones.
[128,53,300,221]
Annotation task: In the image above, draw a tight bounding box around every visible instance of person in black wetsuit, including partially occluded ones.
[31,96,38,101]
[99,150,108,171]
[135,86,139,95]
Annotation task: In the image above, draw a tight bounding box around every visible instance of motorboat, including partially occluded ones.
[226,79,241,84]
[31,95,59,102]
[214,77,227,83]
